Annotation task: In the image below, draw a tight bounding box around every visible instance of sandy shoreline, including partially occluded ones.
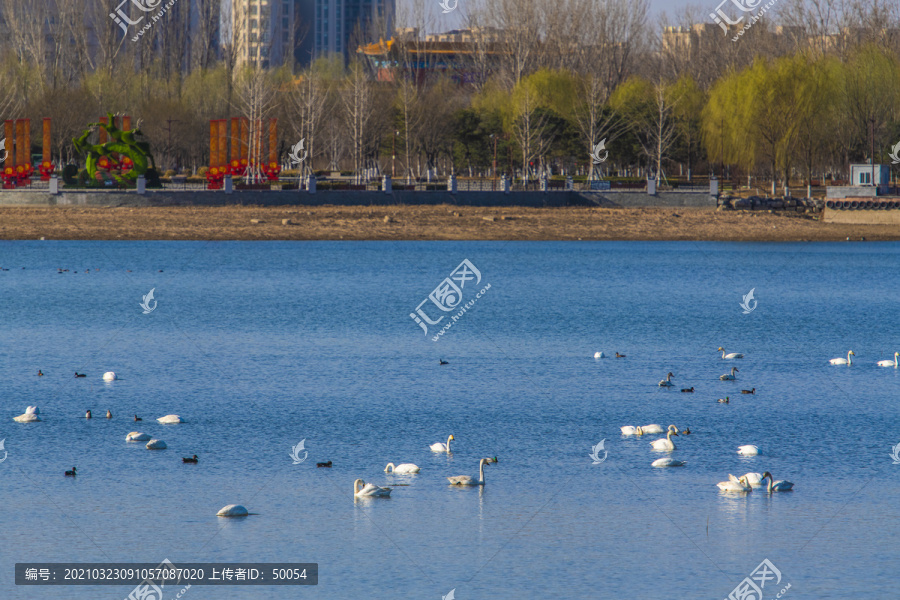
[0,205,897,241]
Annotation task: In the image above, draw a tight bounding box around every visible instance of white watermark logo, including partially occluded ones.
[711,0,781,42]
[589,440,608,464]
[0,439,7,463]
[109,0,157,33]
[0,138,7,163]
[889,141,900,165]
[410,259,491,341]
[140,288,157,314]
[289,139,307,165]
[290,439,308,464]
[725,558,790,600]
[710,0,761,31]
[890,442,900,464]
[442,589,456,600]
[590,139,608,164]
[438,0,458,13]
[111,0,181,43]
[125,558,187,600]
[740,288,757,314]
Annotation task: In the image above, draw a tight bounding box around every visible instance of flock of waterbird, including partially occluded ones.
[14,371,198,477]
[597,346,898,494]
[353,434,500,498]
[18,346,897,503]
[13,372,499,506]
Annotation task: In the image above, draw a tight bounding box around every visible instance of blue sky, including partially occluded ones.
[401,0,701,32]
[650,0,696,15]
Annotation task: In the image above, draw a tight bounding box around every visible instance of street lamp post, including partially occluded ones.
[392,130,398,178]
[491,133,497,190]
[870,118,876,190]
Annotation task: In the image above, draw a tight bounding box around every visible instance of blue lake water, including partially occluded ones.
[1,240,899,599]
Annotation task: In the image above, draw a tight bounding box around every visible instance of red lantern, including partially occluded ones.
[205,165,225,190]
[2,166,16,188]
[39,160,54,179]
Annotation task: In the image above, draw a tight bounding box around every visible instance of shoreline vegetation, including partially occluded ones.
[0,206,897,242]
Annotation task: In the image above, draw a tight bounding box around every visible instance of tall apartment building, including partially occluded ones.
[228,0,297,67]
[309,0,394,63]
[226,0,394,68]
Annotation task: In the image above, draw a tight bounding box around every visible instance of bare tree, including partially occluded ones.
[470,0,543,86]
[291,66,330,175]
[192,0,222,70]
[510,84,551,179]
[572,0,648,180]
[340,60,373,183]
[233,67,278,183]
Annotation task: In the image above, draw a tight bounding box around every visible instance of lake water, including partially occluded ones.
[1,240,899,599]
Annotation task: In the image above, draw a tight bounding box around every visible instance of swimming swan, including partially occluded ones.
[620,426,644,436]
[156,414,184,424]
[652,457,686,467]
[650,427,678,451]
[658,372,675,387]
[760,471,794,492]
[641,424,664,434]
[877,352,899,367]
[594,352,605,358]
[737,445,760,456]
[717,347,744,359]
[126,432,152,441]
[829,350,854,365]
[430,435,454,452]
[720,367,739,380]
[447,458,490,486]
[217,504,249,517]
[13,406,41,422]
[741,472,764,486]
[717,474,752,492]
[385,462,420,474]
[102,372,117,381]
[353,479,392,497]
[146,439,167,449]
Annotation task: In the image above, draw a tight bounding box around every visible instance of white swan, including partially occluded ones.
[652,457,686,467]
[156,414,184,424]
[658,372,675,387]
[829,350,854,365]
[146,439,167,449]
[620,426,644,436]
[594,351,605,359]
[717,347,744,359]
[761,471,794,492]
[641,424,664,434]
[737,444,760,456]
[385,462,420,474]
[742,472,765,486]
[217,504,249,517]
[430,435,454,453]
[650,426,678,451]
[13,406,41,422]
[102,371,117,381]
[717,474,752,492]
[877,352,899,367]
[126,432,152,441]
[720,367,739,380]
[448,458,489,486]
[354,479,392,497]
